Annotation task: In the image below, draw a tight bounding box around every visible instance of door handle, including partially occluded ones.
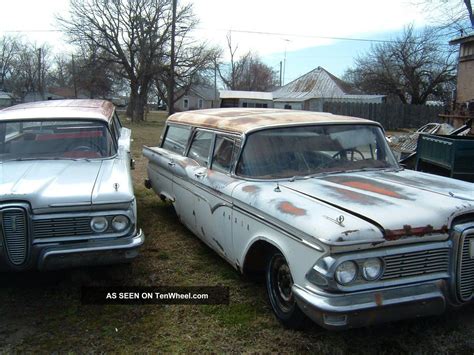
[168,160,175,167]
[194,171,205,178]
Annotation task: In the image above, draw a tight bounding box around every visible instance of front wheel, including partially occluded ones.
[265,251,310,329]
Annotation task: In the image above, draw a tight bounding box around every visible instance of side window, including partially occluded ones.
[187,130,213,167]
[211,136,235,173]
[113,113,122,138]
[162,125,190,155]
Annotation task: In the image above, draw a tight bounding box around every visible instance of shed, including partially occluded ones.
[0,91,14,108]
[272,66,385,111]
[219,90,273,108]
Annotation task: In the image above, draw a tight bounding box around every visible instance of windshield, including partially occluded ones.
[236,124,398,179]
[0,120,116,161]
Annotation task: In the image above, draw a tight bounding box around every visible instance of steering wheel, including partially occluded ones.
[71,145,94,152]
[332,148,365,161]
[68,142,104,155]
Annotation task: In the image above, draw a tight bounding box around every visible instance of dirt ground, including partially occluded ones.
[1,112,474,353]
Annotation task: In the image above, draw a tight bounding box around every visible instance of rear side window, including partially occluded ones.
[211,136,235,173]
[187,130,213,167]
[162,125,190,155]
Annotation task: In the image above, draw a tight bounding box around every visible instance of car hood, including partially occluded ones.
[0,159,133,211]
[235,169,474,246]
[281,169,474,240]
[0,158,134,210]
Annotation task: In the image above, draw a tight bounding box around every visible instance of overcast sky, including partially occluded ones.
[0,0,431,83]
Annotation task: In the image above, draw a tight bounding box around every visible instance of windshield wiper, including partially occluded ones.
[6,157,87,162]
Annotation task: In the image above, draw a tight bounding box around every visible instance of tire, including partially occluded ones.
[265,251,310,330]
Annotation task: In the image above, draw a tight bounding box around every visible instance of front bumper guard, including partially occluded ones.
[293,281,447,329]
[37,229,145,270]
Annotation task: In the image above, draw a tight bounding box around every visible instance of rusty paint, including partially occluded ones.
[242,185,261,193]
[326,186,387,206]
[385,224,448,240]
[277,201,307,216]
[323,176,411,200]
[341,181,402,198]
[167,108,371,134]
[374,293,383,307]
[0,99,115,122]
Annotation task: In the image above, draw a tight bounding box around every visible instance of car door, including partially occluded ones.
[144,124,191,202]
[190,132,238,261]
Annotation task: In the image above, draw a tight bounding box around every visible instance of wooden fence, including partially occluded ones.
[322,102,444,130]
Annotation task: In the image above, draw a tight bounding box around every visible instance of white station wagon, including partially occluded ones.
[143,108,474,329]
[0,100,144,271]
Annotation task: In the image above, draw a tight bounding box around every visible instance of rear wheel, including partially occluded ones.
[265,251,310,329]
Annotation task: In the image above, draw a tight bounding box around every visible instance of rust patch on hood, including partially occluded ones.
[341,181,402,199]
[323,176,407,199]
[242,185,261,193]
[277,201,307,216]
[385,224,448,240]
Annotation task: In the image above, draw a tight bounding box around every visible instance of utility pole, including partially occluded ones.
[168,0,177,116]
[279,61,282,87]
[213,57,217,108]
[37,48,44,100]
[71,54,78,99]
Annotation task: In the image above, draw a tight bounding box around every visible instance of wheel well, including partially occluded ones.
[243,240,280,278]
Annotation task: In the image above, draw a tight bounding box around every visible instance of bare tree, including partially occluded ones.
[415,0,473,31]
[219,50,278,91]
[58,0,187,121]
[217,32,239,90]
[344,26,456,104]
[154,38,220,108]
[0,36,19,91]
[6,42,51,100]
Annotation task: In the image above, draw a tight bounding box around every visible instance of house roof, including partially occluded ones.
[167,108,375,134]
[273,66,367,101]
[219,90,273,101]
[191,85,218,101]
[0,91,13,100]
[0,99,115,122]
[449,33,474,45]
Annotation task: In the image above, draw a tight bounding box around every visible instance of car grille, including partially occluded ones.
[457,231,474,301]
[382,248,450,280]
[2,208,28,266]
[33,217,93,238]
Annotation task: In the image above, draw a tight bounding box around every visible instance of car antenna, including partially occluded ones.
[274,183,281,192]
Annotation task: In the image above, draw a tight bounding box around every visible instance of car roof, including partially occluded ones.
[0,99,115,122]
[167,108,376,134]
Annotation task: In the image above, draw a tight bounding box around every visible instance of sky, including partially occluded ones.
[0,0,432,85]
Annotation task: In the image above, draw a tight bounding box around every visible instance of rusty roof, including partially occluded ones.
[273,67,360,101]
[167,108,375,134]
[0,99,115,122]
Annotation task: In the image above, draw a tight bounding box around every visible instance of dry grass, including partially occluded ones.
[1,111,474,353]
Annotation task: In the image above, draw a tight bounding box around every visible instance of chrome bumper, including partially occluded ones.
[0,229,145,271]
[293,281,447,330]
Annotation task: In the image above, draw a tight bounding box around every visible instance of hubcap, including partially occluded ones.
[271,255,295,313]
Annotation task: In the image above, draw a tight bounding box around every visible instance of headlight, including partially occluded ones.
[334,260,357,285]
[90,216,108,233]
[111,215,130,232]
[361,258,383,281]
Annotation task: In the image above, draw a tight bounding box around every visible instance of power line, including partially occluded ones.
[196,27,402,44]
[1,29,60,33]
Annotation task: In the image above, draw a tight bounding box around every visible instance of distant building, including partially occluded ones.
[272,66,385,110]
[450,34,474,104]
[440,33,474,130]
[219,90,273,108]
[175,85,219,111]
[0,91,14,108]
[23,91,65,103]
